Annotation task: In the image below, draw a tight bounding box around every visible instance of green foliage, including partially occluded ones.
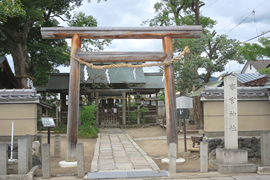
[143,1,244,91]
[173,32,244,90]
[238,36,270,76]
[258,67,270,76]
[66,11,111,52]
[78,105,99,138]
[0,0,109,88]
[129,106,149,124]
[238,37,270,61]
[78,125,99,138]
[158,90,165,101]
[0,0,26,22]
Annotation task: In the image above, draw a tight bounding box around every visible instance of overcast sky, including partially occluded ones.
[7,0,270,77]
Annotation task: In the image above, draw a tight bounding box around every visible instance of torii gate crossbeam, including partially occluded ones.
[41,26,202,162]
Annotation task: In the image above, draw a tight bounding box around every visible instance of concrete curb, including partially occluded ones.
[0,166,38,180]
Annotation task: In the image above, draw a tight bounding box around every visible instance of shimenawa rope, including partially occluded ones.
[63,46,190,70]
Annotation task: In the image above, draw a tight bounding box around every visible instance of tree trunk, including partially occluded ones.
[194,0,200,25]
[2,20,32,88]
[7,39,30,88]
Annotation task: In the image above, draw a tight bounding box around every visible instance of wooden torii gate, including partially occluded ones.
[41,26,202,162]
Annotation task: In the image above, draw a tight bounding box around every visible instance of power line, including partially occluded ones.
[202,0,219,10]
[217,0,269,33]
[225,12,253,35]
[253,10,259,36]
[243,30,270,43]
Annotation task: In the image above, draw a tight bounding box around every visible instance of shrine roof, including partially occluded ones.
[81,66,146,84]
[35,71,164,92]
[132,73,164,89]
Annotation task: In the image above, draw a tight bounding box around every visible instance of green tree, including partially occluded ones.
[78,105,99,138]
[238,36,270,75]
[143,0,244,128]
[0,0,109,88]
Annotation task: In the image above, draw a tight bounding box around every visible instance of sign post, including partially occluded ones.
[176,96,193,152]
[41,117,56,144]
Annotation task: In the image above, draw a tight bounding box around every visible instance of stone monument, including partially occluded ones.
[209,76,256,173]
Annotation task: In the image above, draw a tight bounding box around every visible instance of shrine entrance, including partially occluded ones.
[100,98,119,125]
[41,26,202,163]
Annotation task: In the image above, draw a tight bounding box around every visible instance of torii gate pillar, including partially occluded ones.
[66,34,81,162]
[163,36,178,156]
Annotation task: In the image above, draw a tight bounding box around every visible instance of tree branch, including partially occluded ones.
[44,8,52,21]
[50,15,71,23]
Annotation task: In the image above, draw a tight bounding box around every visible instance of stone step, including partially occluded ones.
[209,160,257,174]
[87,170,168,179]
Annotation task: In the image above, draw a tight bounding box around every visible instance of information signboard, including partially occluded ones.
[41,117,55,128]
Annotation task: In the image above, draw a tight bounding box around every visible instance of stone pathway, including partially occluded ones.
[90,128,160,172]
[133,135,194,141]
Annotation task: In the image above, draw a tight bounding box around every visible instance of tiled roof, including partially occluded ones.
[233,73,268,83]
[200,86,268,98]
[0,89,40,102]
[190,80,224,97]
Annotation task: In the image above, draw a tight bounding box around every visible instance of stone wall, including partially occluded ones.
[208,137,261,158]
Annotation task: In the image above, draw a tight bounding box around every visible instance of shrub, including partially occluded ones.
[129,106,149,124]
[78,105,99,138]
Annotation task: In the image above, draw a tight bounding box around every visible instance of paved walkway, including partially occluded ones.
[34,173,270,180]
[90,128,160,172]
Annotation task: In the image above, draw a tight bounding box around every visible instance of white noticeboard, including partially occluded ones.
[176,96,193,109]
[41,117,55,128]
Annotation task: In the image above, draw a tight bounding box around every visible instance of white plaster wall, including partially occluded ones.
[243,65,257,73]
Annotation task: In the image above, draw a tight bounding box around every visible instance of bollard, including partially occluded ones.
[77,143,85,178]
[168,143,177,175]
[261,131,270,166]
[200,137,208,173]
[18,136,29,174]
[26,135,33,170]
[0,143,8,175]
[54,135,61,158]
[42,144,51,179]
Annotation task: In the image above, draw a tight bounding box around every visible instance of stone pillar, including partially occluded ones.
[200,138,208,173]
[0,143,8,175]
[26,135,33,170]
[137,105,140,124]
[156,92,159,121]
[18,136,29,174]
[54,135,61,158]
[77,143,85,178]
[36,135,43,156]
[56,104,59,127]
[95,92,99,125]
[168,143,176,175]
[128,93,131,123]
[261,131,270,166]
[224,76,238,149]
[122,92,126,125]
[42,144,51,179]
